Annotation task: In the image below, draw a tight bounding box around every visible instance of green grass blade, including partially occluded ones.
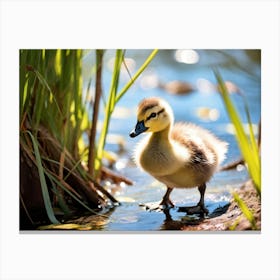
[241,94,260,167]
[115,49,159,104]
[55,49,62,76]
[33,69,63,118]
[109,50,123,112]
[27,131,60,224]
[34,87,45,131]
[214,69,261,194]
[20,74,29,117]
[232,192,257,229]
[21,73,35,124]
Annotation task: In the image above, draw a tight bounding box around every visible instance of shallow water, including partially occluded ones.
[80,50,260,231]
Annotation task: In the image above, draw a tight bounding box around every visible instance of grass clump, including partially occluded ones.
[20,49,158,228]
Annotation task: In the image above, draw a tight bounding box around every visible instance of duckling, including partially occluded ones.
[129,97,228,214]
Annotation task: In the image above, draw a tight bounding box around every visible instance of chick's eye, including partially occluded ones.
[146,112,157,121]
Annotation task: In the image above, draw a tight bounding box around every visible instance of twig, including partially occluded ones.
[88,50,104,177]
[220,158,244,171]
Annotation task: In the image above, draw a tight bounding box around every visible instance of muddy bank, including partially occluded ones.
[182,180,261,231]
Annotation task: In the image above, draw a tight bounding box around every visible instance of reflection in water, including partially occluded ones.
[160,208,205,230]
[160,201,230,230]
[160,202,230,230]
[65,199,231,231]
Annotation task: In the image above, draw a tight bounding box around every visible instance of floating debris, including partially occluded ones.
[159,80,194,95]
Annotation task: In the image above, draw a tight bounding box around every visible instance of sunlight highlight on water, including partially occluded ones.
[174,49,199,64]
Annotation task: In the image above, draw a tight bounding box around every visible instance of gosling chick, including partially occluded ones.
[129,97,228,214]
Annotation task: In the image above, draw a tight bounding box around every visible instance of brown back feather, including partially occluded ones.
[171,122,227,166]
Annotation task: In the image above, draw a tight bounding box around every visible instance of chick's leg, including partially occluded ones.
[197,183,209,214]
[160,187,174,208]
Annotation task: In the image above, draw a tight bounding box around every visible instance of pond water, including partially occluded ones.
[80,50,261,231]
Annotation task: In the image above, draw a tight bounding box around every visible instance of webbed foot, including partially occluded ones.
[198,203,209,215]
[178,203,209,216]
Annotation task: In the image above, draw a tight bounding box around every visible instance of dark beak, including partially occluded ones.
[129,120,148,138]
